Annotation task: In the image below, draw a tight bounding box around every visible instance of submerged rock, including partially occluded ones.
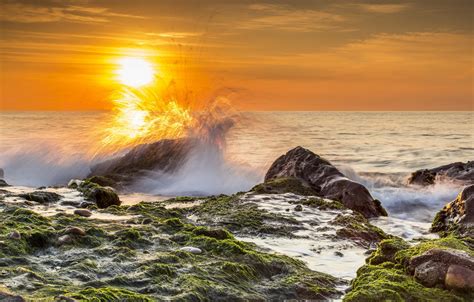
[408,161,474,186]
[264,146,387,218]
[431,185,474,237]
[18,191,62,204]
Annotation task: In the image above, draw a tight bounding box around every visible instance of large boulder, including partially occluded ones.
[264,146,387,218]
[408,161,473,186]
[431,184,474,237]
[89,138,196,187]
[71,180,121,209]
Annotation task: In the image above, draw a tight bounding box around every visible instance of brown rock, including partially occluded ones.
[265,146,387,218]
[409,248,474,288]
[74,209,92,217]
[64,226,86,236]
[8,230,21,240]
[445,264,474,290]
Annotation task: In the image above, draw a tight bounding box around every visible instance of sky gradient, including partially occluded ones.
[0,0,473,110]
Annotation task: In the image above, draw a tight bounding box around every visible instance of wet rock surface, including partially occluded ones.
[431,185,474,237]
[408,161,474,186]
[264,146,387,218]
[89,138,196,187]
[74,180,121,209]
[18,191,62,204]
[0,192,344,301]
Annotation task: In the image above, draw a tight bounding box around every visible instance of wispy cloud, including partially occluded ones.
[358,3,411,14]
[241,3,345,32]
[0,2,145,23]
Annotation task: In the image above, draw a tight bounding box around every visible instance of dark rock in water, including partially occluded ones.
[408,161,474,186]
[18,191,62,204]
[294,204,303,211]
[0,179,9,187]
[409,248,474,290]
[74,209,92,217]
[0,291,25,302]
[431,184,474,237]
[265,146,387,218]
[89,138,195,187]
[76,181,121,208]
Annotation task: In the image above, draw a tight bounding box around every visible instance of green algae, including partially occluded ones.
[0,198,342,301]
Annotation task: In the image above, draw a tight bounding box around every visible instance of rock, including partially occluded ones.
[0,291,25,302]
[74,209,92,217]
[0,179,9,187]
[294,204,303,211]
[67,179,84,188]
[431,185,474,237]
[57,235,72,245]
[179,246,202,254]
[8,230,21,240]
[18,191,62,204]
[408,161,473,186]
[334,251,344,257]
[409,248,474,289]
[84,186,121,208]
[64,226,86,236]
[265,146,387,218]
[89,138,196,187]
[445,264,474,290]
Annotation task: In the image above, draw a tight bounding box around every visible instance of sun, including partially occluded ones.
[116,57,154,87]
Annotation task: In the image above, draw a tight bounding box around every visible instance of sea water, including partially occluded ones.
[1,111,473,222]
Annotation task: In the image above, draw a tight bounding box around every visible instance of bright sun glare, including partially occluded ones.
[116,57,154,87]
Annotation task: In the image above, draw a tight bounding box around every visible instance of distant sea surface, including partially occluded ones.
[2,111,472,172]
[1,111,473,221]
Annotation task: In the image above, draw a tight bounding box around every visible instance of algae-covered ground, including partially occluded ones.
[1,178,473,301]
[0,189,343,301]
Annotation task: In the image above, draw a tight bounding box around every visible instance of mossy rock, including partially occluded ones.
[251,177,318,196]
[345,236,474,301]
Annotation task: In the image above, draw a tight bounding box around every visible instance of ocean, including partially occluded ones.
[1,111,473,222]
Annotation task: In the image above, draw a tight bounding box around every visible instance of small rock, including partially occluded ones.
[65,226,86,236]
[334,251,344,257]
[294,204,303,211]
[74,209,92,217]
[0,179,9,187]
[0,291,25,302]
[8,230,21,240]
[285,208,290,212]
[179,246,202,254]
[413,260,446,287]
[445,264,474,290]
[57,235,72,245]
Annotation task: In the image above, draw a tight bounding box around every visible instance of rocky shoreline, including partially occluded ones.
[0,146,472,301]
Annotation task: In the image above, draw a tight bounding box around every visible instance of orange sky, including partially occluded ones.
[0,0,473,111]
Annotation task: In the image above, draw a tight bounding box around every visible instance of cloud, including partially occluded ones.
[358,3,411,14]
[241,3,345,32]
[0,2,145,23]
